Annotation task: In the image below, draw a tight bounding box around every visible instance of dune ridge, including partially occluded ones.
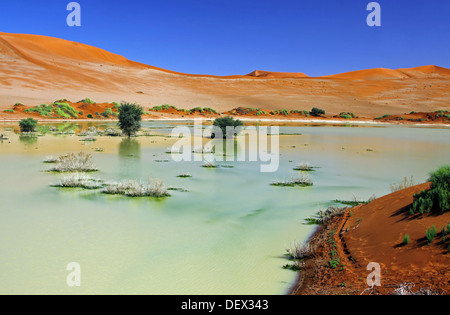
[0,32,449,116]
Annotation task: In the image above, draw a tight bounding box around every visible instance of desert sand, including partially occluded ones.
[293,183,450,295]
[1,32,449,117]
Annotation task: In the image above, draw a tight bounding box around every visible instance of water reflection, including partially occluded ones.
[119,138,141,158]
[19,135,38,146]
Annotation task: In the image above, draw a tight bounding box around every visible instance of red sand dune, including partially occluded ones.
[295,183,450,295]
[246,70,309,78]
[0,32,449,117]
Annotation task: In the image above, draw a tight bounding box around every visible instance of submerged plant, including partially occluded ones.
[47,152,98,173]
[271,174,313,187]
[286,241,317,260]
[201,161,218,168]
[103,178,170,198]
[177,173,192,178]
[293,162,317,172]
[52,173,103,189]
[304,206,349,225]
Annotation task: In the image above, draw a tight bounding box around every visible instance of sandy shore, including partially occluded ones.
[2,115,450,128]
[291,183,450,295]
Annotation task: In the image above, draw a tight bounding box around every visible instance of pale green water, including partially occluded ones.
[0,121,449,295]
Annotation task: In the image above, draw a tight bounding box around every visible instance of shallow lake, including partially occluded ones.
[0,121,449,294]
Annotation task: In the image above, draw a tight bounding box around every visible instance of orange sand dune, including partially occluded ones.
[0,32,449,117]
[246,70,309,78]
[295,183,450,295]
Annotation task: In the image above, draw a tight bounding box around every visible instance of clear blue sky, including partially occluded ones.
[0,0,449,76]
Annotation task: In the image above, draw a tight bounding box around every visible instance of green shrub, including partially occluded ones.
[54,107,71,119]
[101,108,113,118]
[203,107,219,115]
[3,109,14,113]
[78,98,95,104]
[403,234,410,245]
[339,112,357,119]
[19,118,38,133]
[212,116,244,139]
[118,102,143,137]
[375,114,391,120]
[87,114,94,119]
[426,225,437,245]
[410,166,450,214]
[53,103,78,119]
[311,107,325,117]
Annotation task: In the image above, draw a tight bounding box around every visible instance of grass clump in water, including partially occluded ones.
[46,152,98,173]
[293,162,317,172]
[304,206,349,225]
[271,174,313,187]
[103,178,169,198]
[51,173,103,189]
[201,161,218,168]
[177,173,192,178]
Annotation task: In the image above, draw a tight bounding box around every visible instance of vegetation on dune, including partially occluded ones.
[426,225,438,245]
[304,206,349,225]
[375,114,392,120]
[410,166,450,215]
[78,98,96,104]
[403,234,410,245]
[46,152,98,173]
[390,176,415,193]
[310,107,325,117]
[101,108,113,118]
[339,112,358,119]
[118,102,143,137]
[19,118,38,133]
[3,109,14,113]
[212,116,244,139]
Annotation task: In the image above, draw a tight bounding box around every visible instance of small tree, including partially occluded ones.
[212,116,244,139]
[19,118,38,133]
[311,107,325,117]
[118,102,143,137]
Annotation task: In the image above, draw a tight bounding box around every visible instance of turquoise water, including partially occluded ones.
[0,121,449,294]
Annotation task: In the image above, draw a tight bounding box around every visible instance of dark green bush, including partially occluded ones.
[426,225,437,245]
[311,107,325,117]
[118,102,143,137]
[19,118,38,133]
[410,166,450,214]
[87,114,94,119]
[212,116,244,139]
[403,234,410,245]
[101,108,113,118]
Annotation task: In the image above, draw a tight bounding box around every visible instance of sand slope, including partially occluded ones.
[295,183,449,295]
[1,32,449,116]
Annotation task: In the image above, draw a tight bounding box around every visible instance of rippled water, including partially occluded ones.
[0,121,449,294]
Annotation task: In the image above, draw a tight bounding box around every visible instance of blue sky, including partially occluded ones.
[0,0,449,76]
